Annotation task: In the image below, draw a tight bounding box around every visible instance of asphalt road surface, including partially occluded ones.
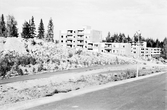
[28,73,167,110]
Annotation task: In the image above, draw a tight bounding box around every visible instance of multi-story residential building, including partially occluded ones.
[99,43,131,56]
[59,26,102,51]
[131,42,161,58]
[59,27,161,59]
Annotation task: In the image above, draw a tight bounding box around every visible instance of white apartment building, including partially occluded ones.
[99,43,131,56]
[59,26,102,52]
[59,27,161,58]
[131,42,161,58]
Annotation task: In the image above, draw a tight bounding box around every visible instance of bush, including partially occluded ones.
[75,50,82,55]
[0,53,37,79]
[68,53,73,58]
[0,55,14,78]
[31,40,36,45]
[17,56,36,66]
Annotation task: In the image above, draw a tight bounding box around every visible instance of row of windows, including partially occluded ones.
[61,35,88,39]
[61,40,88,43]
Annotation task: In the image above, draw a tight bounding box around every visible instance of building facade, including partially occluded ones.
[99,43,131,56]
[59,26,102,51]
[131,42,161,58]
[59,27,161,58]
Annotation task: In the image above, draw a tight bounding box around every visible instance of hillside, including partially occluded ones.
[0,37,137,79]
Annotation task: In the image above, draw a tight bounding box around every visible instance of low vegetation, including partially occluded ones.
[0,66,164,105]
[0,38,136,79]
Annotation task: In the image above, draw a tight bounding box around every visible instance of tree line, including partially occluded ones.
[0,14,54,42]
[104,32,167,59]
[103,32,163,48]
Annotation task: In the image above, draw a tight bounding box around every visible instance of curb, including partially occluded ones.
[0,71,166,110]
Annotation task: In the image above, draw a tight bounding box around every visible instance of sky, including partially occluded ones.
[0,0,167,41]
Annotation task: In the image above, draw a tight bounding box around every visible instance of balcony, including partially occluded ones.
[67,41,72,44]
[77,32,84,35]
[88,45,93,48]
[104,46,112,49]
[77,37,84,40]
[67,36,73,40]
[67,31,73,35]
[77,41,84,45]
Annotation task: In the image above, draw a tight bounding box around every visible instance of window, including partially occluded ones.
[61,40,63,43]
[61,36,63,38]
[123,45,125,48]
[85,41,87,43]
[94,44,98,47]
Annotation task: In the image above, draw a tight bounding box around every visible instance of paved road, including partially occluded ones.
[0,64,135,84]
[28,73,167,110]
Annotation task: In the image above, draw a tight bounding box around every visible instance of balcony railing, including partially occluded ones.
[77,42,84,45]
[67,41,72,44]
[77,37,84,40]
[67,36,73,39]
[104,46,112,49]
[77,32,84,35]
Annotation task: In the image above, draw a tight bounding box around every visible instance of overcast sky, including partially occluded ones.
[0,0,167,41]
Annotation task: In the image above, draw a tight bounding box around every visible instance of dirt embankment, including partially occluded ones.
[0,38,137,79]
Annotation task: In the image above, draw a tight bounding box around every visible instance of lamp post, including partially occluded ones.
[136,30,141,78]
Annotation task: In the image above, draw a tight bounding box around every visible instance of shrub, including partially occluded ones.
[31,40,36,45]
[68,53,73,58]
[75,50,82,55]
[0,52,38,79]
[0,57,13,78]
[16,55,36,66]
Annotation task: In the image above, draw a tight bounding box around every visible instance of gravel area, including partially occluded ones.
[0,65,165,106]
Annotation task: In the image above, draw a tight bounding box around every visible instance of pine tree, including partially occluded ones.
[21,21,31,39]
[106,32,111,42]
[113,34,119,42]
[37,19,45,39]
[6,15,18,37]
[155,39,160,48]
[127,35,132,43]
[118,33,123,43]
[162,37,167,59]
[46,18,54,42]
[30,16,36,38]
[0,14,6,37]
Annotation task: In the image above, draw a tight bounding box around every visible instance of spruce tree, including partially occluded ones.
[21,21,31,39]
[106,32,111,42]
[46,18,54,42]
[0,14,6,37]
[37,19,45,39]
[155,39,160,48]
[30,16,36,38]
[162,37,167,59]
[6,15,18,37]
[127,35,132,43]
